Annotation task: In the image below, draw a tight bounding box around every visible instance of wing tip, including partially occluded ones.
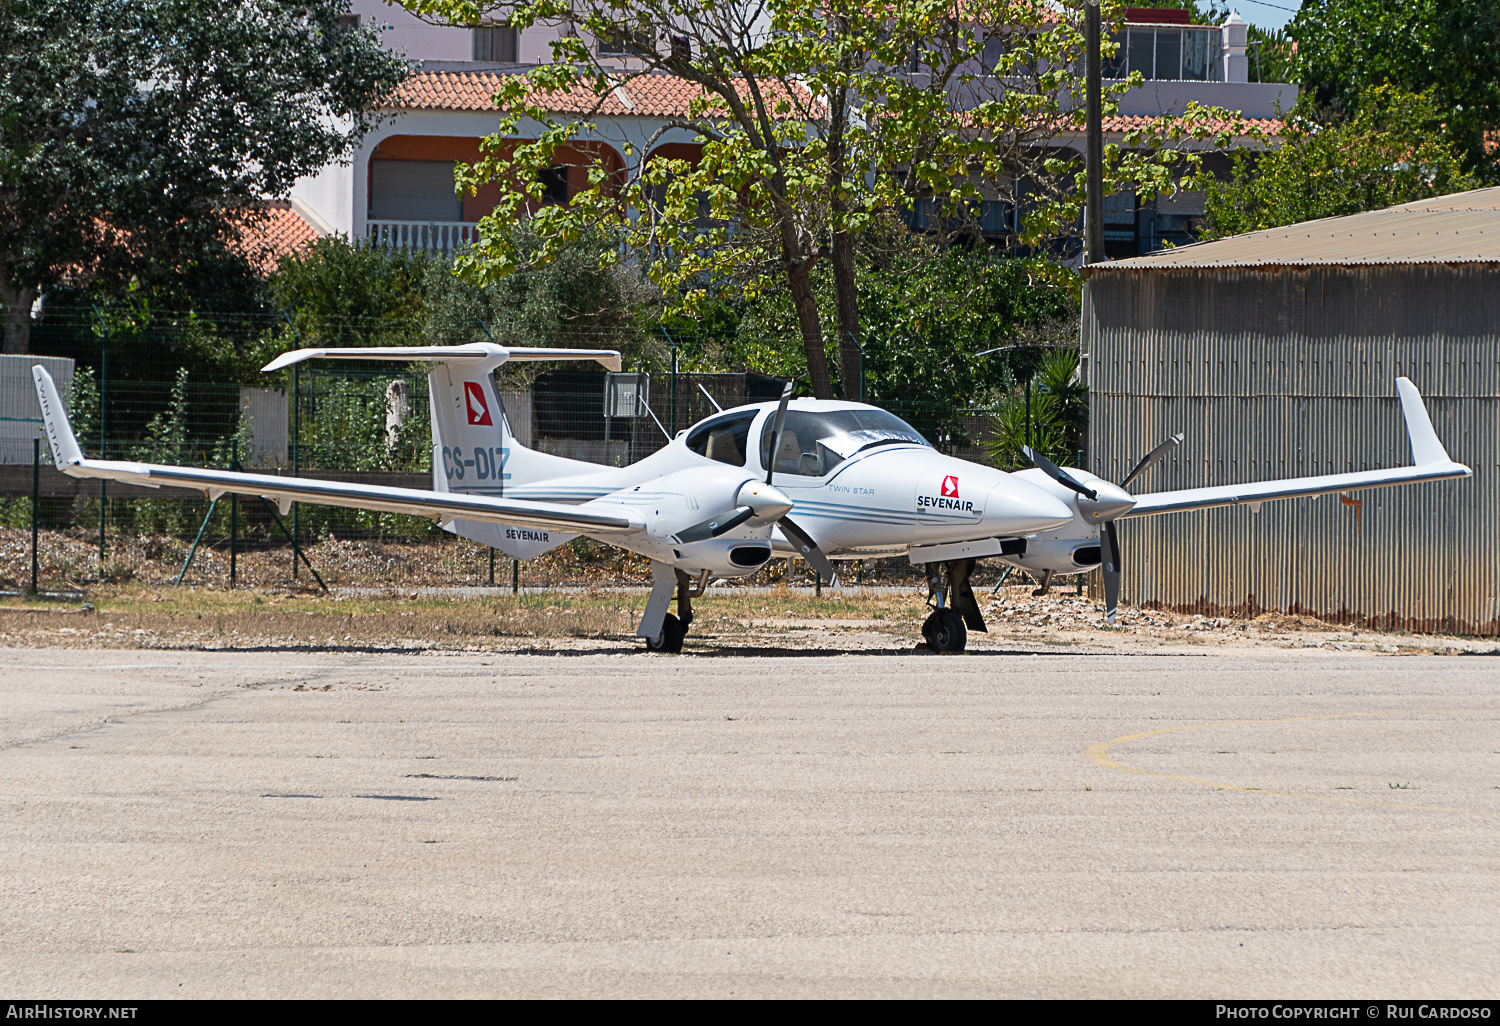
[30,364,84,468]
[1394,376,1451,466]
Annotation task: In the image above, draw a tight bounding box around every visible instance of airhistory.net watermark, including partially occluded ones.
[6,1007,137,1020]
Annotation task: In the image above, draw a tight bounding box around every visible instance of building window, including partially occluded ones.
[473,23,519,62]
[336,12,359,30]
[539,165,569,204]
[1107,26,1221,81]
[598,25,654,57]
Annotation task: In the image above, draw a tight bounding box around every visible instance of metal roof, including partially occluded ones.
[1086,187,1500,272]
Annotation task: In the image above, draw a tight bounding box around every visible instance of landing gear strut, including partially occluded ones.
[920,559,988,653]
[643,565,706,654]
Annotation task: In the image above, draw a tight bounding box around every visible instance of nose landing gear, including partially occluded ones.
[643,566,705,654]
[921,559,988,653]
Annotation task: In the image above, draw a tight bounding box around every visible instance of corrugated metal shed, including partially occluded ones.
[1085,186,1500,268]
[1082,188,1499,634]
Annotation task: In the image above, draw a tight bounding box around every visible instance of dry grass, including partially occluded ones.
[0,526,934,592]
[0,584,935,652]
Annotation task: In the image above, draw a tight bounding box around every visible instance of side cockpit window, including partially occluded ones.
[685,411,757,467]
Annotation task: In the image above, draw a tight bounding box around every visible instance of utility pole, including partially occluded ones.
[1084,0,1106,266]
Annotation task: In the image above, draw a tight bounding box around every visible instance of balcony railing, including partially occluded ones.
[366,220,481,255]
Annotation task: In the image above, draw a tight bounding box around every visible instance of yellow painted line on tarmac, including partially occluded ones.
[1085,710,1499,817]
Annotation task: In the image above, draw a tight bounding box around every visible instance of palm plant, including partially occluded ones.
[985,348,1088,472]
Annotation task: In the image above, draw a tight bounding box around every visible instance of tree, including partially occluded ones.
[0,0,409,353]
[1200,86,1478,239]
[403,0,1245,399]
[1290,0,1500,178]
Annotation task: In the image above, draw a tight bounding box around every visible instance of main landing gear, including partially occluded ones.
[642,565,706,654]
[921,559,988,653]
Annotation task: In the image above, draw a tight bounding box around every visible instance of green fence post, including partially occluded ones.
[489,546,495,586]
[512,558,519,595]
[291,360,299,579]
[98,317,108,573]
[30,437,40,596]
[229,440,239,589]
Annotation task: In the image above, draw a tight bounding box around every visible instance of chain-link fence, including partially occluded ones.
[3,306,1026,591]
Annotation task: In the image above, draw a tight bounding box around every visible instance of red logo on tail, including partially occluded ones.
[941,475,959,498]
[463,382,493,426]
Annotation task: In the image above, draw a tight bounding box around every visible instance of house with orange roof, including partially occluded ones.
[286,2,1295,260]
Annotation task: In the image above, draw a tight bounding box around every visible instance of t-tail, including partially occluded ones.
[261,343,621,557]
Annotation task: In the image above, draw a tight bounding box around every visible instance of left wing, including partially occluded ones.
[31,366,643,536]
[1123,378,1470,518]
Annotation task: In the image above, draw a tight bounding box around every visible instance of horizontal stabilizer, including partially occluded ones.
[261,342,622,373]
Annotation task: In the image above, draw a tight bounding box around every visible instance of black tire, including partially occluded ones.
[646,613,686,654]
[922,609,968,653]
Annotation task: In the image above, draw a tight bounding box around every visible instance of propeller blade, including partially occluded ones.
[671,506,756,544]
[1102,520,1122,625]
[1118,432,1185,490]
[1023,445,1097,501]
[779,515,838,585]
[764,381,794,485]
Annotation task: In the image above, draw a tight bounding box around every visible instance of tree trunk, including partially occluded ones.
[829,229,862,401]
[0,279,35,355]
[785,260,834,399]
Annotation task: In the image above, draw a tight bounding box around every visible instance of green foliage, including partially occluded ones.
[0,0,409,352]
[406,0,1247,399]
[68,367,98,456]
[1290,0,1500,178]
[731,250,1078,444]
[426,224,652,358]
[1247,25,1295,85]
[1201,87,1479,238]
[986,349,1088,471]
[269,238,432,347]
[128,368,197,535]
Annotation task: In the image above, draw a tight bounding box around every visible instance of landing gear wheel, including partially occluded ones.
[922,609,968,653]
[646,613,686,654]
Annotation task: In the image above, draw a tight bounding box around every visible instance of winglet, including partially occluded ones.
[31,365,84,468]
[1395,377,1451,466]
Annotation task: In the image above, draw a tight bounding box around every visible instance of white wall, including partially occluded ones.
[349,0,571,64]
[291,159,356,237]
[1112,80,1298,119]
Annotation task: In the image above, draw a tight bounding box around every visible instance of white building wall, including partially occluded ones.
[291,158,356,237]
[349,0,571,64]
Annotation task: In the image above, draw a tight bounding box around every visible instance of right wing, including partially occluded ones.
[31,366,642,536]
[1123,377,1471,518]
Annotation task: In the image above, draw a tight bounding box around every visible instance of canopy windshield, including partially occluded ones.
[759,408,929,478]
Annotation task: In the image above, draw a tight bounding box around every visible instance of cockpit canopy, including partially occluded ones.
[686,405,929,475]
[761,408,929,477]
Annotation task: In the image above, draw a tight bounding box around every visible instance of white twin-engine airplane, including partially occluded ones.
[30,344,1470,652]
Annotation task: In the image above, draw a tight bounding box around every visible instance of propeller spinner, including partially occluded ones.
[1024,434,1181,625]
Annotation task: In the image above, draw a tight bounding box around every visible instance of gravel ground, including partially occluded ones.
[0,582,1490,656]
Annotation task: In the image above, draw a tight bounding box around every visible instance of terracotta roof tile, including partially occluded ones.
[1101,113,1282,135]
[389,70,818,120]
[237,204,320,274]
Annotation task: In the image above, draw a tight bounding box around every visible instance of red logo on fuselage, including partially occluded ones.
[941,475,959,498]
[464,382,493,425]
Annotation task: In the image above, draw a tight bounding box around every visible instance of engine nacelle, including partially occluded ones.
[1002,536,1102,576]
[669,537,773,577]
[996,467,1106,576]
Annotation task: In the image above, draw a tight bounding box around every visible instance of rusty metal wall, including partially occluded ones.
[1084,264,1500,634]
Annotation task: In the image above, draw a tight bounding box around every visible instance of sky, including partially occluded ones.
[1195,0,1300,31]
